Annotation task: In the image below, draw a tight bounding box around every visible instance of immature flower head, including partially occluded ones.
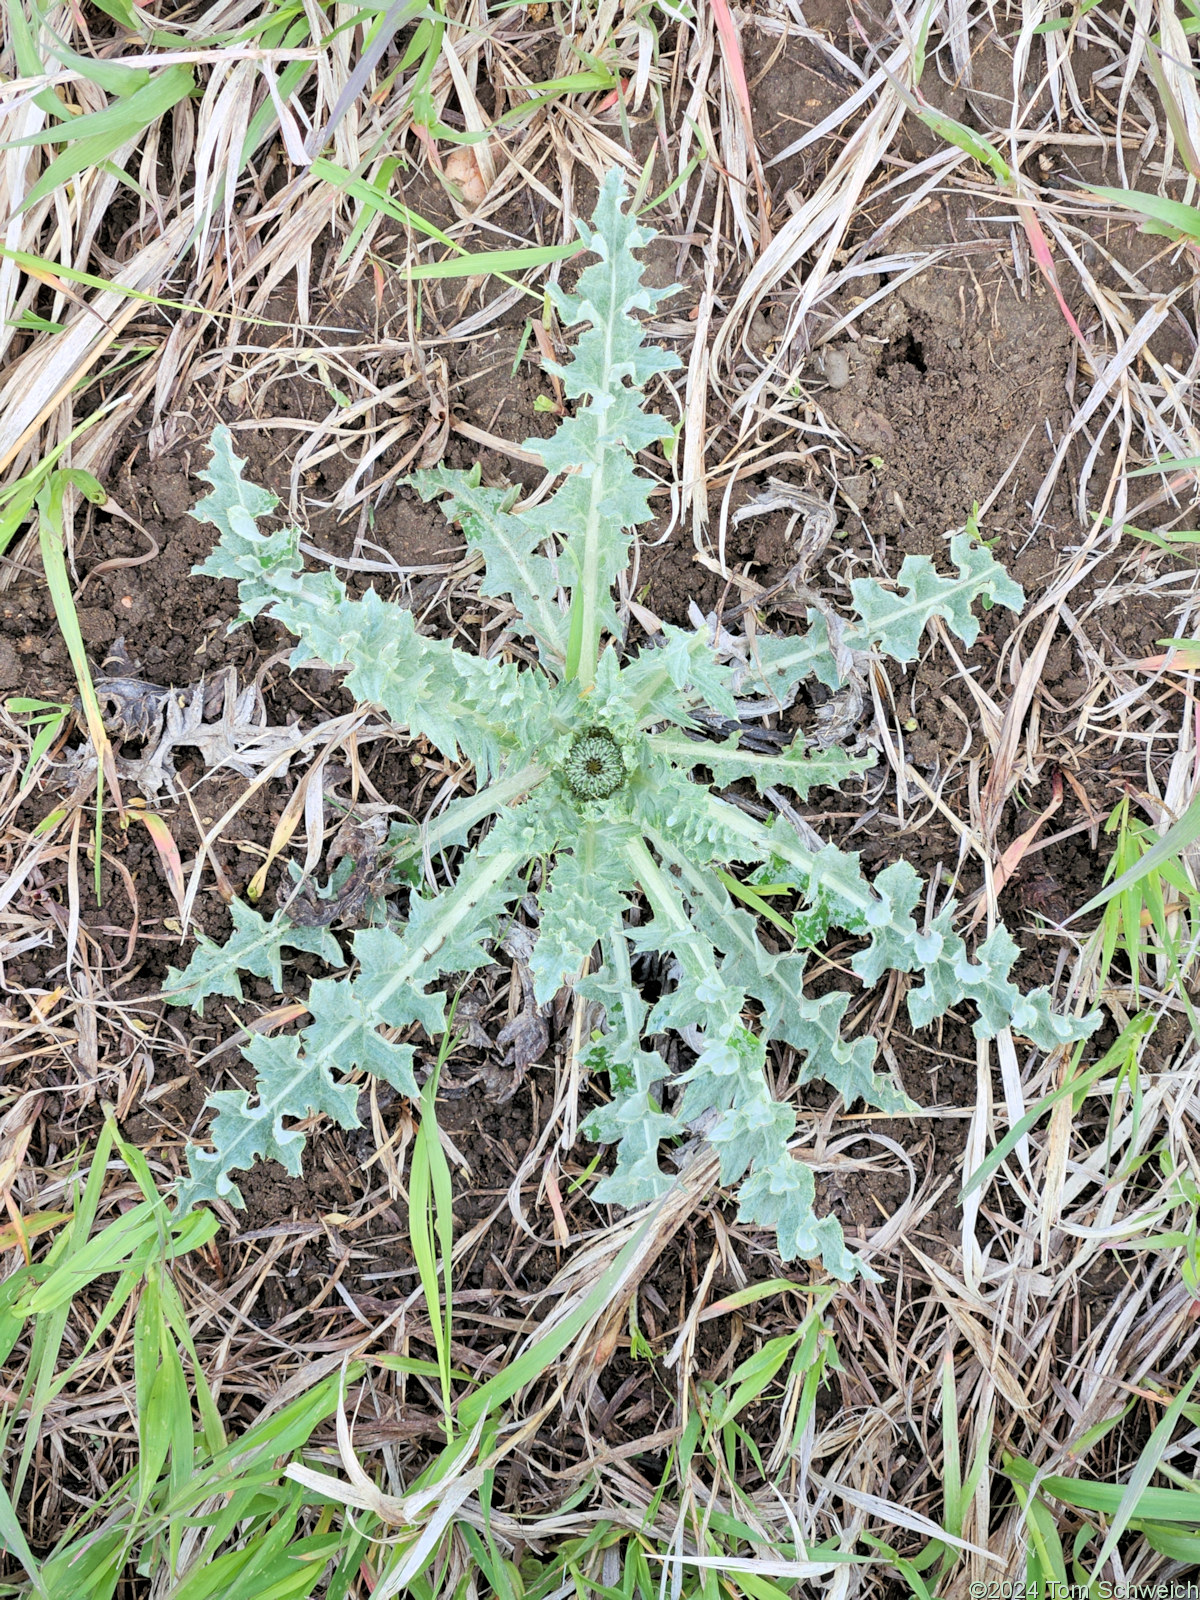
[562,727,628,801]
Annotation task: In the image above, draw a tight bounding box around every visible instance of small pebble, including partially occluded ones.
[76,606,116,645]
[0,636,19,689]
[841,472,873,507]
[822,347,852,389]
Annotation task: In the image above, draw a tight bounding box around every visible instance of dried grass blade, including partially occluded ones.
[710,0,770,247]
[980,609,1060,846]
[0,227,186,476]
[823,1483,999,1562]
[970,769,1063,926]
[306,0,424,160]
[1014,196,1088,349]
[960,1016,1153,1204]
[128,808,186,921]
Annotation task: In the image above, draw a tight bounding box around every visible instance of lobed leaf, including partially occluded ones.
[582,934,680,1206]
[163,899,342,1012]
[176,845,528,1211]
[529,822,636,1003]
[850,532,1025,663]
[193,431,532,781]
[622,623,740,726]
[520,170,681,681]
[175,174,1096,1280]
[411,466,567,661]
[650,731,872,798]
[727,532,1026,713]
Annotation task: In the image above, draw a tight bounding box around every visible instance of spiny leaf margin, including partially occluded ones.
[167,171,1098,1278]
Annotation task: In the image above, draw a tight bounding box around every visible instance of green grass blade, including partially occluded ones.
[1085,1371,1200,1583]
[410,1062,455,1436]
[709,1332,804,1434]
[917,106,1011,182]
[37,472,117,896]
[960,1015,1154,1202]
[14,67,195,212]
[0,1478,51,1598]
[0,242,208,311]
[3,0,69,117]
[10,1119,119,1498]
[457,1207,659,1428]
[314,158,578,282]
[1074,788,1200,918]
[939,1350,963,1536]
[1129,454,1200,477]
[1140,1521,1200,1560]
[2,66,191,150]
[1009,1455,1200,1523]
[1086,185,1200,243]
[16,703,69,785]
[1126,525,1200,547]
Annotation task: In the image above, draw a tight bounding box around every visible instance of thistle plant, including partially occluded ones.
[167,173,1096,1277]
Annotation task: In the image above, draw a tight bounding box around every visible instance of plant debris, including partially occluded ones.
[62,640,320,799]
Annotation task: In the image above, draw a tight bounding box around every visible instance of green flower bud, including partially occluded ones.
[562,727,627,801]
